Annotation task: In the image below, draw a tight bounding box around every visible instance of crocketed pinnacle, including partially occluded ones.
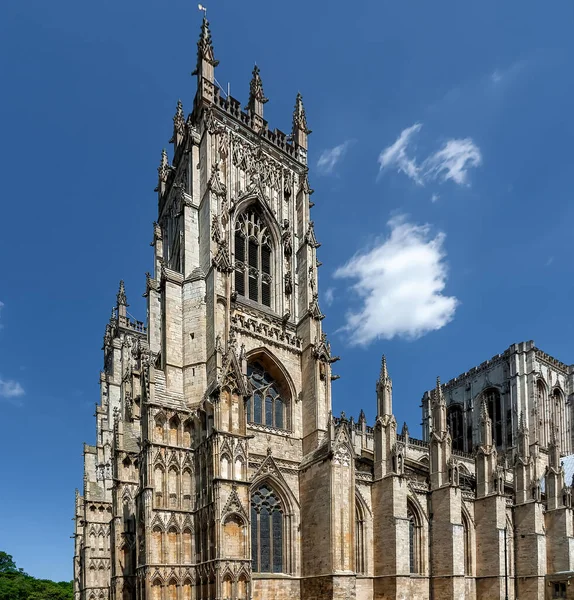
[292,92,311,134]
[197,17,219,67]
[480,397,489,421]
[248,65,268,107]
[116,280,128,307]
[378,355,390,384]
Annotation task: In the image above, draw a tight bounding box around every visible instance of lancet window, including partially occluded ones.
[234,208,272,308]
[407,503,422,575]
[246,362,287,429]
[250,484,284,573]
[447,404,464,451]
[484,388,502,447]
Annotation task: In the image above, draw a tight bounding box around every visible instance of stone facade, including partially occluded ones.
[73,17,574,600]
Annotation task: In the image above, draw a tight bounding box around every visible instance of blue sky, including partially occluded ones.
[1,0,573,583]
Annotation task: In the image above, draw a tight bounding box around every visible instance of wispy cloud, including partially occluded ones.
[0,377,25,401]
[317,140,353,175]
[431,193,440,203]
[378,124,482,188]
[334,215,458,345]
[545,257,554,267]
[378,123,422,183]
[423,138,482,185]
[324,287,335,307]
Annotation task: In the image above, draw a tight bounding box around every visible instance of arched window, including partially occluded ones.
[407,502,422,574]
[483,388,502,447]
[536,380,550,447]
[168,467,179,508]
[234,209,272,308]
[151,528,163,563]
[355,499,366,574]
[462,512,472,575]
[251,484,284,573]
[151,580,162,600]
[182,469,192,510]
[553,388,564,449]
[246,362,287,429]
[154,465,165,507]
[447,405,464,451]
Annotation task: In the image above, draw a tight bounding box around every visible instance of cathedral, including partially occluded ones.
[73,17,574,600]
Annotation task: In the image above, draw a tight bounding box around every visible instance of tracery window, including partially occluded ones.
[407,503,422,574]
[246,362,287,429]
[234,209,272,308]
[484,388,502,447]
[250,484,284,573]
[447,405,464,452]
[462,512,472,575]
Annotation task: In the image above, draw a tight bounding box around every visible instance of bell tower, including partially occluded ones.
[141,15,336,600]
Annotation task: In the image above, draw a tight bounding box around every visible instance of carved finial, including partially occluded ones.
[171,100,185,145]
[435,376,443,401]
[293,92,310,133]
[247,65,268,117]
[110,307,116,322]
[340,410,347,422]
[158,148,169,184]
[194,16,219,72]
[402,422,409,437]
[117,280,128,307]
[358,409,366,424]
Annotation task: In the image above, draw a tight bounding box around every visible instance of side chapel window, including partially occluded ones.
[234,209,272,307]
[246,362,287,430]
[251,484,284,573]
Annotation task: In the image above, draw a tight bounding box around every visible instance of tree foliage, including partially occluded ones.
[0,551,73,600]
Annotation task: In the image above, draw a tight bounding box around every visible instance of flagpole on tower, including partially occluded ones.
[198,3,207,18]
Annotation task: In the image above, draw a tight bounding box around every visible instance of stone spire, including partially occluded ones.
[247,65,268,118]
[548,423,561,470]
[170,100,185,149]
[376,355,393,417]
[292,92,311,150]
[517,411,530,459]
[116,280,128,321]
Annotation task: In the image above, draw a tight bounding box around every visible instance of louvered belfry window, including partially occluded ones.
[234,209,272,308]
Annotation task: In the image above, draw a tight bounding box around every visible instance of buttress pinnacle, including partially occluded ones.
[379,355,390,384]
[195,17,218,70]
[116,280,128,307]
[247,65,268,116]
[292,92,311,134]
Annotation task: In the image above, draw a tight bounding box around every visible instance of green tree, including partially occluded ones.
[0,551,73,600]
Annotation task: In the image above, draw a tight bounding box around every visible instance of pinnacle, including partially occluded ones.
[480,398,489,421]
[379,355,389,382]
[116,280,128,307]
[292,92,311,134]
[248,64,268,110]
[194,15,219,73]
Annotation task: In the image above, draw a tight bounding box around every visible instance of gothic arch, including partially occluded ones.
[355,492,369,575]
[232,198,280,309]
[461,504,474,575]
[222,512,247,559]
[245,348,295,431]
[406,496,426,575]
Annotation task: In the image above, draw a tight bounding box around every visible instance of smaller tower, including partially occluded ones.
[116,280,128,325]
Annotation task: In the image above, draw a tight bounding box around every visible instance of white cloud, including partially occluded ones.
[422,138,482,186]
[317,140,352,175]
[0,377,25,399]
[431,193,440,203]
[324,287,335,307]
[378,124,481,188]
[378,123,423,183]
[333,215,458,345]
